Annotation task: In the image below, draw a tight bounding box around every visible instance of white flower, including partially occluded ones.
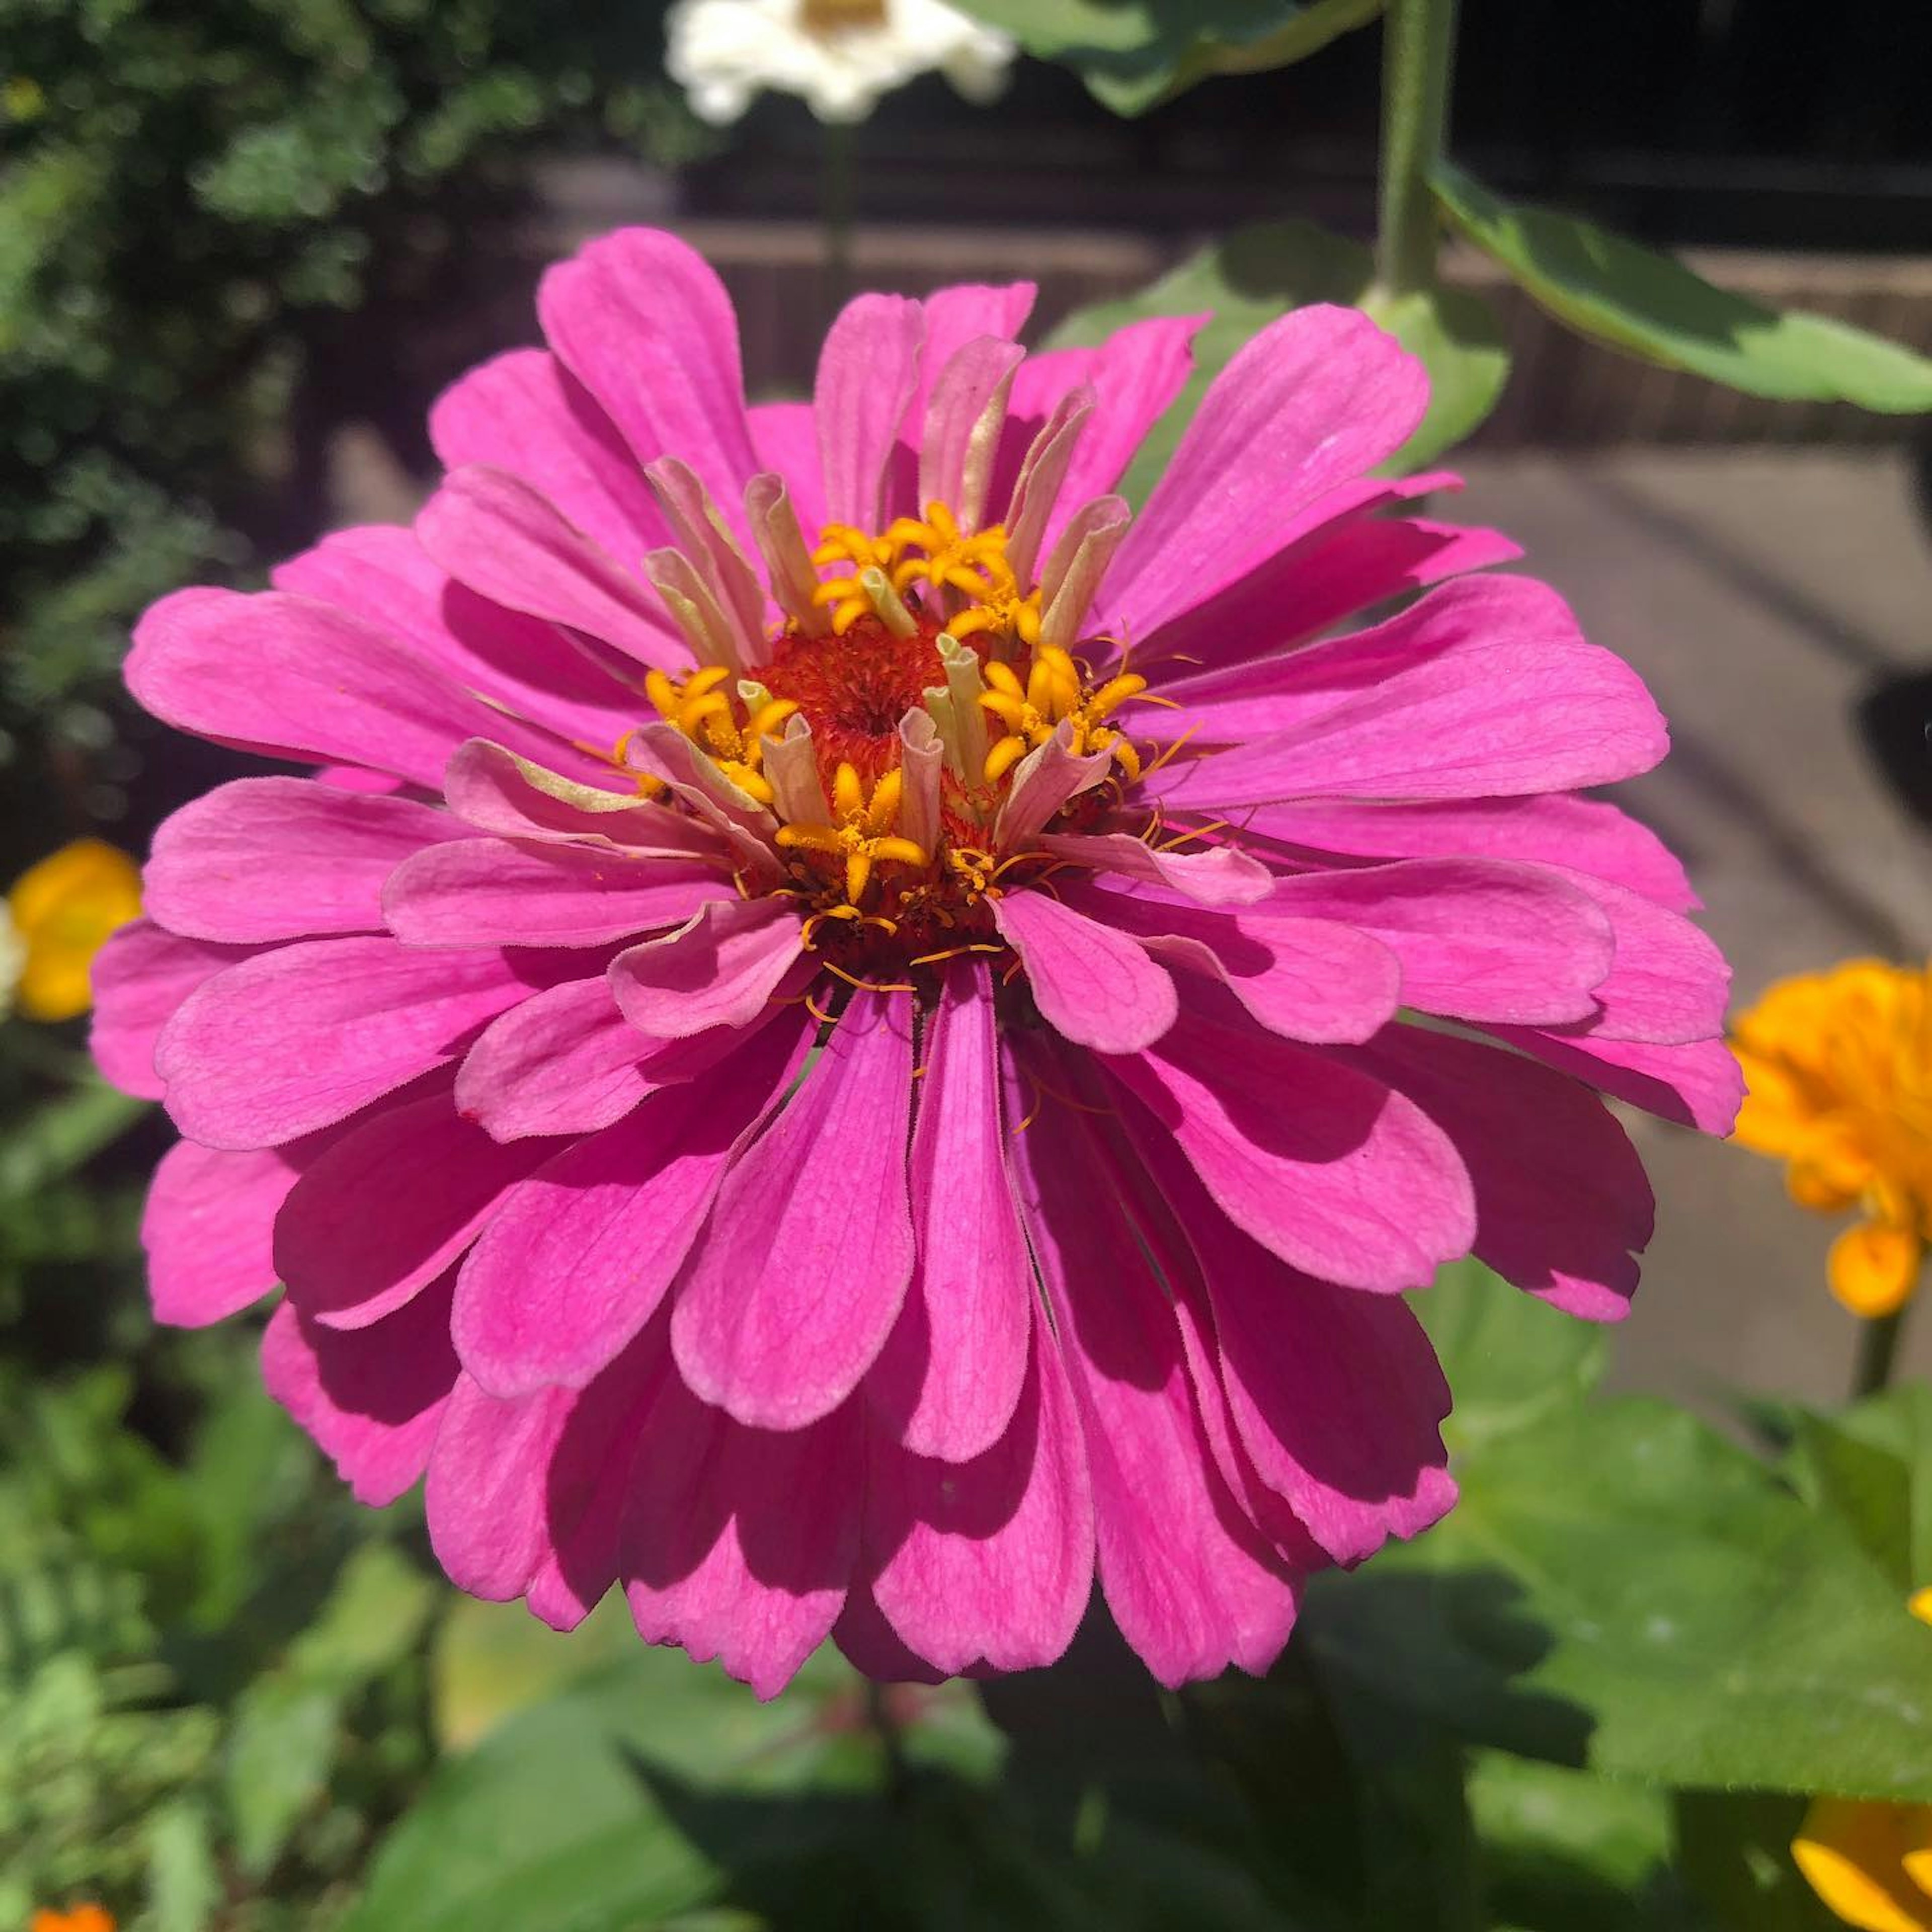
[666,0,1016,126]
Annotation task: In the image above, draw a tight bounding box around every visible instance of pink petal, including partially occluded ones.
[127,588,573,791]
[428,346,672,566]
[416,466,686,673]
[868,962,1031,1461]
[672,992,917,1430]
[145,778,456,944]
[814,293,925,529]
[275,1088,551,1329]
[992,723,1112,848]
[91,920,258,1100]
[1010,1085,1302,1685]
[454,1005,815,1396]
[440,740,717,855]
[1490,1026,1744,1137]
[1548,872,1730,1044]
[1070,881,1401,1044]
[911,283,1035,416]
[750,400,829,535]
[993,888,1178,1054]
[272,524,641,750]
[382,837,730,949]
[261,1275,459,1506]
[867,1334,1093,1675]
[1265,859,1617,1027]
[831,1586,947,1684]
[455,976,661,1141]
[622,1375,862,1699]
[1104,1000,1475,1293]
[156,936,548,1148]
[1357,1025,1653,1321]
[425,1377,574,1600]
[1245,793,1697,913]
[143,1138,308,1327]
[536,226,758,521]
[1038,830,1271,906]
[1103,307,1429,638]
[918,337,1024,530]
[607,896,804,1037]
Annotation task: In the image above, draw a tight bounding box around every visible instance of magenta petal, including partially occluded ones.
[428,346,672,566]
[455,977,661,1141]
[382,837,729,949]
[275,1089,551,1330]
[1011,1092,1302,1686]
[537,227,758,521]
[867,1334,1093,1675]
[1548,872,1731,1045]
[157,936,544,1148]
[146,778,456,943]
[425,1377,573,1600]
[608,897,804,1038]
[416,466,685,673]
[1038,830,1271,906]
[454,1006,814,1396]
[918,336,1024,526]
[1266,859,1618,1027]
[144,1138,306,1327]
[750,400,829,535]
[1492,1026,1745,1137]
[261,1275,458,1506]
[1358,1025,1653,1321]
[815,293,925,529]
[868,962,1031,1462]
[1104,306,1428,638]
[1106,1002,1475,1292]
[442,740,720,856]
[622,1378,862,1699]
[91,920,258,1100]
[673,993,917,1430]
[993,888,1178,1054]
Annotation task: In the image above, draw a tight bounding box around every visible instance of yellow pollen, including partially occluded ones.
[643,667,781,804]
[775,759,929,907]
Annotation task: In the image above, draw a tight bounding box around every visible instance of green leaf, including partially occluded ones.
[1432,163,1932,412]
[950,0,1383,114]
[1808,1382,1932,1587]
[1303,1397,1932,1798]
[144,1796,223,1932]
[0,1075,147,1200]
[1674,1791,1840,1932]
[1419,1259,1610,1455]
[1048,220,1508,493]
[1784,1414,1915,1593]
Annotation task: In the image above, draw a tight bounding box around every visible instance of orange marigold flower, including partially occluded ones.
[31,1906,117,1932]
[6,838,143,1023]
[1730,960,1932,1317]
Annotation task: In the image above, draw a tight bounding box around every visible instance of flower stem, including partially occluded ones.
[1853,1305,1909,1401]
[820,119,857,308]
[1376,0,1460,300]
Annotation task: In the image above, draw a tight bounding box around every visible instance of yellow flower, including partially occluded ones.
[1793,1591,1932,1930]
[6,839,143,1023]
[1730,960,1932,1317]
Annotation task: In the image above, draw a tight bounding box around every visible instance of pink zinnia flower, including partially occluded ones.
[95,227,1738,1695]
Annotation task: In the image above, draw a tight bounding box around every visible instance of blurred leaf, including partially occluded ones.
[145,1795,222,1932]
[431,1595,639,1753]
[1432,163,1932,412]
[951,0,1382,113]
[1049,220,1508,493]
[1419,1259,1611,1454]
[1305,1395,1932,1797]
[1674,1791,1839,1932]
[0,1074,148,1200]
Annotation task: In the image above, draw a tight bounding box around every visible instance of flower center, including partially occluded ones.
[798,0,890,34]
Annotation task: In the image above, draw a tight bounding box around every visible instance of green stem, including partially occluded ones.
[820,119,857,308]
[1376,0,1460,299]
[1854,1305,1908,1401]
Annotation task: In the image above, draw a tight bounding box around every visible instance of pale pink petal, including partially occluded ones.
[440,740,712,856]
[425,1378,574,1600]
[1068,881,1401,1044]
[1103,307,1428,638]
[536,226,758,519]
[454,1005,815,1396]
[918,337,1024,531]
[867,1335,1092,1675]
[608,896,803,1037]
[416,466,687,673]
[91,920,258,1100]
[1010,1084,1302,1685]
[1357,1026,1653,1320]
[145,778,456,943]
[993,887,1178,1054]
[428,346,672,565]
[1246,793,1698,912]
[127,587,578,790]
[1490,1026,1744,1137]
[673,992,917,1430]
[261,1276,458,1506]
[1038,830,1271,906]
[144,1138,307,1327]
[1104,1000,1475,1293]
[992,722,1112,848]
[1265,859,1617,1027]
[814,293,924,529]
[156,936,550,1148]
[622,1376,862,1699]
[868,962,1031,1462]
[276,1089,551,1329]
[382,838,730,949]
